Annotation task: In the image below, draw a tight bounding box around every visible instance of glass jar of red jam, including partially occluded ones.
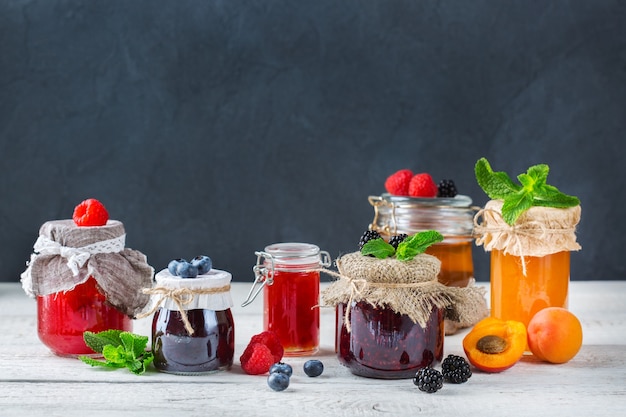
[336,301,444,379]
[368,194,477,287]
[151,268,235,375]
[37,277,132,356]
[243,243,331,356]
[21,219,152,357]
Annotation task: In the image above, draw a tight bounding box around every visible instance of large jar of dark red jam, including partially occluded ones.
[242,243,331,356]
[151,268,235,375]
[336,302,444,379]
[368,194,477,288]
[322,251,447,379]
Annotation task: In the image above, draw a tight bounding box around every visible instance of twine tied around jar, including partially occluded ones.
[473,200,581,276]
[321,252,488,333]
[322,268,439,332]
[137,285,231,335]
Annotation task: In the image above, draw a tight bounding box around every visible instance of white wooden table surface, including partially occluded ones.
[1,281,625,417]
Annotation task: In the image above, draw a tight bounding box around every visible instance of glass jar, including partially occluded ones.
[475,200,581,328]
[151,269,235,375]
[336,301,444,379]
[22,219,152,357]
[243,242,331,356]
[368,194,477,287]
[37,277,132,356]
[490,250,570,327]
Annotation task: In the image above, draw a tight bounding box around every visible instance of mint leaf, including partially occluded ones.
[395,231,443,261]
[475,157,521,199]
[361,238,396,259]
[476,158,580,225]
[501,191,534,225]
[83,329,123,354]
[80,330,154,375]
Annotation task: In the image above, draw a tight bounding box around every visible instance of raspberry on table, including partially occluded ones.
[249,331,284,364]
[240,343,275,375]
[72,198,109,227]
[408,173,438,198]
[385,169,414,196]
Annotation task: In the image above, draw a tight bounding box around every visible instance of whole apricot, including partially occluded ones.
[527,307,583,364]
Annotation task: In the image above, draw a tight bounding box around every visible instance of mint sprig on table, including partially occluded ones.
[361,231,443,261]
[79,330,154,375]
[475,157,580,225]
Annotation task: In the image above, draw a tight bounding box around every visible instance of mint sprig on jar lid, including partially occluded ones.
[359,230,444,261]
[475,157,580,226]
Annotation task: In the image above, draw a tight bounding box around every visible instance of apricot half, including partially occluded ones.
[462,317,527,373]
[527,307,583,364]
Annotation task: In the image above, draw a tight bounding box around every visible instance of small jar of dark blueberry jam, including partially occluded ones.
[150,268,235,375]
[336,302,443,379]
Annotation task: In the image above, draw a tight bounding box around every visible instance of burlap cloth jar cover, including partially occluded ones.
[321,252,487,332]
[474,199,581,262]
[21,219,154,317]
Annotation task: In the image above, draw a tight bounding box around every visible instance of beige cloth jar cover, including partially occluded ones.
[321,252,487,331]
[21,219,154,318]
[474,199,581,257]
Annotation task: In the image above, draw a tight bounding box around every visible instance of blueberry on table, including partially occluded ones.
[303,359,324,377]
[270,362,293,377]
[267,372,290,391]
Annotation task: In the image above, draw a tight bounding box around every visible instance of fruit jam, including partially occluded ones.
[426,241,474,287]
[490,249,570,328]
[37,277,131,356]
[264,269,320,356]
[152,308,235,375]
[336,301,444,379]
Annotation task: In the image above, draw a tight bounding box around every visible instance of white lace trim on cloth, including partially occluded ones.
[20,234,126,297]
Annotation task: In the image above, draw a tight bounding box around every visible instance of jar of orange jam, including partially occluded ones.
[475,200,581,327]
[242,243,331,356]
[368,194,477,288]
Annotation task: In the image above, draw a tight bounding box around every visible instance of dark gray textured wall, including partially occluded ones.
[1,0,625,284]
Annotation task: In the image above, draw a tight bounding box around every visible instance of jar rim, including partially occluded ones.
[378,193,473,207]
[264,242,321,259]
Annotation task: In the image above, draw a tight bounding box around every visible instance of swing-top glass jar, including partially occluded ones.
[368,194,477,287]
[243,242,331,356]
[150,268,235,375]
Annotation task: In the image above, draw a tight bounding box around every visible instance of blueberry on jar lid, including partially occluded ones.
[176,261,199,278]
[191,255,212,275]
[167,258,187,276]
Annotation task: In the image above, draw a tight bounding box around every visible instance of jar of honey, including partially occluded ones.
[149,268,235,375]
[368,194,477,288]
[475,200,582,328]
[242,243,331,356]
[21,219,153,357]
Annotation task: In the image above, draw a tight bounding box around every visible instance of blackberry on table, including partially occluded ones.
[437,179,458,198]
[441,354,472,384]
[413,367,444,393]
[358,230,381,251]
[388,234,408,249]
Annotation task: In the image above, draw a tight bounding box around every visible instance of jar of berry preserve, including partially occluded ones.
[20,219,154,357]
[242,243,331,356]
[147,268,235,375]
[368,194,478,288]
[322,250,486,379]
